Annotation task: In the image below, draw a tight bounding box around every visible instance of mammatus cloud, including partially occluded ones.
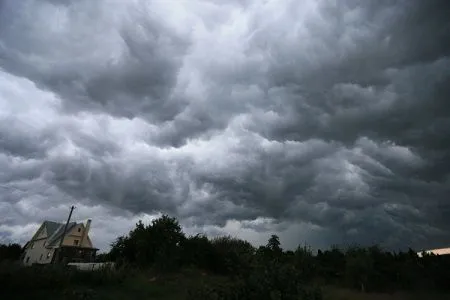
[1,0,449,251]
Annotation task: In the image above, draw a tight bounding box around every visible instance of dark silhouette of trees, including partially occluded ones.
[110,215,184,271]
[0,243,22,262]
[211,236,255,276]
[6,214,450,299]
[105,215,450,295]
[267,234,281,252]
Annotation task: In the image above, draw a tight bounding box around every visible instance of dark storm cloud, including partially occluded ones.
[1,0,450,251]
[0,117,58,159]
[0,0,188,122]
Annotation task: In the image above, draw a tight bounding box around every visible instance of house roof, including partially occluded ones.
[43,221,64,237]
[46,222,78,247]
[29,220,63,241]
[28,220,93,249]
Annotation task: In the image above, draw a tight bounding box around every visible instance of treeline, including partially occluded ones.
[2,215,450,299]
[98,215,450,297]
[0,243,22,262]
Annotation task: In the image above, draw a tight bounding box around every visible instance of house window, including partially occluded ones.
[74,239,79,246]
[78,228,81,232]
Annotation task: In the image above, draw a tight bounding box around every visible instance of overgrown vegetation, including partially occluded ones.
[0,243,22,261]
[1,215,450,299]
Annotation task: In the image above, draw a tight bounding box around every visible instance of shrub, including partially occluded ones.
[186,260,323,300]
[0,261,129,293]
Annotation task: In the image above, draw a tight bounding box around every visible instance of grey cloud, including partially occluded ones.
[1,0,450,251]
[0,0,188,122]
[0,118,55,159]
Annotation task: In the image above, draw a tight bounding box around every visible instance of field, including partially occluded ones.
[3,267,450,300]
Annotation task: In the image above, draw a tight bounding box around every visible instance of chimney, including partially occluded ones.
[80,219,91,247]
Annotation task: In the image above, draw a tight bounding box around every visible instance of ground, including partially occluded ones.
[3,268,450,300]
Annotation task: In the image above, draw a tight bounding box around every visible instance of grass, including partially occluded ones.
[95,268,222,300]
[322,287,450,300]
[1,267,227,300]
[2,264,450,300]
[62,277,450,300]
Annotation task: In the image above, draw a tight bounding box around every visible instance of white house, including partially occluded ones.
[22,219,98,266]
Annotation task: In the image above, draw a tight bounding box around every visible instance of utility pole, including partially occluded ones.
[56,205,75,264]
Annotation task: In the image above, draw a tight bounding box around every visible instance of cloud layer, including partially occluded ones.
[1,0,450,251]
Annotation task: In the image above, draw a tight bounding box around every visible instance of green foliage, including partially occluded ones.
[109,215,185,271]
[344,247,374,292]
[181,234,218,270]
[106,215,450,294]
[187,235,321,299]
[95,252,110,262]
[293,245,316,281]
[211,236,255,276]
[0,261,128,293]
[0,262,71,290]
[186,268,323,300]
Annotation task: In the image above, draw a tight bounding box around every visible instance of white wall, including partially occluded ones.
[23,239,54,266]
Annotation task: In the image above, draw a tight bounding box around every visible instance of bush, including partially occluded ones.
[0,243,22,262]
[187,278,322,300]
[210,236,255,276]
[186,259,323,300]
[0,262,71,291]
[0,261,129,293]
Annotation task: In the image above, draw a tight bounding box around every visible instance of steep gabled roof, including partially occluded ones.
[30,220,62,241]
[43,221,64,237]
[46,222,77,247]
[27,220,93,249]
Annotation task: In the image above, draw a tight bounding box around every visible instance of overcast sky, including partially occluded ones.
[1,0,449,252]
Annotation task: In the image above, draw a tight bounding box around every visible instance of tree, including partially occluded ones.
[294,245,315,281]
[109,215,185,270]
[267,235,281,253]
[344,247,373,292]
[181,234,217,270]
[211,236,255,275]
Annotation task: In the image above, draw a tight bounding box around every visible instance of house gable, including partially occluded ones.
[29,223,46,243]
[46,222,76,247]
[27,221,64,246]
[85,235,93,248]
[47,223,94,249]
[23,222,56,265]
